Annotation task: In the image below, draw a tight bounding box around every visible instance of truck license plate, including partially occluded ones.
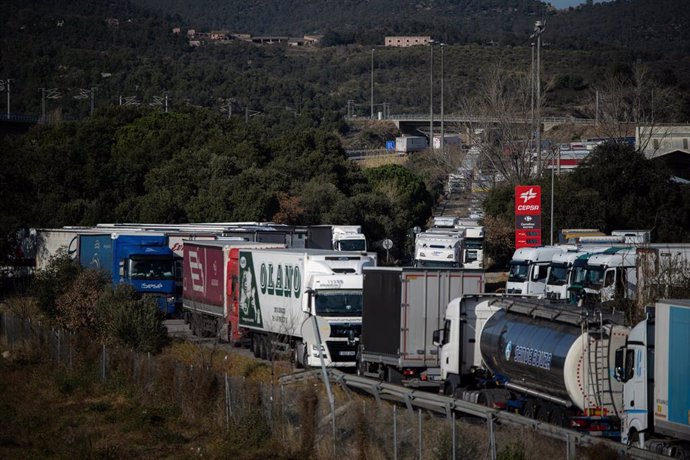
[340,351,356,356]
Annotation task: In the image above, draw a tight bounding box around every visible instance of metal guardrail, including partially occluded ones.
[280,369,667,460]
[388,114,595,125]
[345,149,399,160]
[0,113,40,123]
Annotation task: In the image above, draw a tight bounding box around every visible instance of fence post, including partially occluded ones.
[418,409,423,460]
[566,433,576,460]
[487,415,496,460]
[225,372,231,430]
[393,405,398,460]
[101,343,107,381]
[57,328,61,366]
[452,411,456,460]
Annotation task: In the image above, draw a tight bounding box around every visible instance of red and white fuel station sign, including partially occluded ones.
[515,185,542,249]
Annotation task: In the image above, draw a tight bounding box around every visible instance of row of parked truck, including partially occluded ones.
[31,223,689,455]
[171,233,690,455]
[506,239,690,306]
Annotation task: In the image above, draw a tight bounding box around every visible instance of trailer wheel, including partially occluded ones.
[523,400,538,419]
[260,335,270,360]
[251,335,259,358]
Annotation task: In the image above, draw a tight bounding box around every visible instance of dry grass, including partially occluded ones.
[358,154,407,168]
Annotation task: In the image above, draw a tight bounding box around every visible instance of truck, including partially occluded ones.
[414,231,464,268]
[237,248,376,367]
[506,246,566,295]
[395,136,427,153]
[438,296,629,435]
[544,247,611,301]
[358,267,485,387]
[306,225,367,252]
[182,240,285,343]
[579,247,637,303]
[460,226,484,270]
[614,299,690,456]
[78,232,178,314]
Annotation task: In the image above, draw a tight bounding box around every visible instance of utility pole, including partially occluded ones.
[1,79,12,117]
[370,48,374,119]
[40,88,46,120]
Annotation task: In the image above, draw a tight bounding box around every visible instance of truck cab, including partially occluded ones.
[506,246,565,295]
[580,248,636,302]
[331,225,367,252]
[79,233,178,314]
[462,226,485,270]
[414,231,463,268]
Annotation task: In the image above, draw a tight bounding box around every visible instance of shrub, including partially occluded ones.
[100,285,168,353]
[55,268,110,333]
[30,248,81,318]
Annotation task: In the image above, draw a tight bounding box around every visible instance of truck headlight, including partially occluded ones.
[167,296,176,304]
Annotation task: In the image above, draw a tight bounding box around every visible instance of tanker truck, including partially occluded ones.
[437,296,629,436]
[238,248,375,368]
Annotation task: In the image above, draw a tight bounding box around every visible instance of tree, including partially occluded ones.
[588,63,678,153]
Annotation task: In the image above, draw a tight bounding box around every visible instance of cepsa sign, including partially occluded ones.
[515,186,541,215]
[515,186,542,248]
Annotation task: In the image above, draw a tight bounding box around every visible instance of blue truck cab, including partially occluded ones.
[78,233,177,315]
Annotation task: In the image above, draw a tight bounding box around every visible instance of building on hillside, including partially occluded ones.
[210,30,230,41]
[384,36,431,47]
[637,125,690,181]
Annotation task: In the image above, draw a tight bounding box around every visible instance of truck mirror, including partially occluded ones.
[304,289,315,314]
[432,329,442,346]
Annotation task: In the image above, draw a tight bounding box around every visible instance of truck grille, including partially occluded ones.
[326,341,358,362]
[330,323,362,338]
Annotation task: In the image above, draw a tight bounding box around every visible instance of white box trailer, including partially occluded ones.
[238,248,376,367]
[395,136,427,153]
[359,267,485,387]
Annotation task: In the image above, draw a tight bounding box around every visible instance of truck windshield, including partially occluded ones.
[338,240,366,251]
[582,267,604,289]
[315,290,363,316]
[464,238,483,249]
[128,257,175,280]
[547,263,568,286]
[508,261,529,282]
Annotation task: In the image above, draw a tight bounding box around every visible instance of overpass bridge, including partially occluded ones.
[387,113,595,135]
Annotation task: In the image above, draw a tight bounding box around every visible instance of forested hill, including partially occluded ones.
[131,0,690,52]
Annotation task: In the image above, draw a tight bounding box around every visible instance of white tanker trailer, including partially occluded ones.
[437,296,629,435]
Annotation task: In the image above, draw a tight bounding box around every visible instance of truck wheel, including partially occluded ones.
[523,400,538,419]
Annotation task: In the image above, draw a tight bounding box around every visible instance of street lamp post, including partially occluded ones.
[429,40,434,151]
[532,21,546,174]
[440,43,445,155]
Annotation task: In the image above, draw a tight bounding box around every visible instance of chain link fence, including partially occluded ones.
[1,310,607,459]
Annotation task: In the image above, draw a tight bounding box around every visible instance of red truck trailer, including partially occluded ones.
[182,239,284,343]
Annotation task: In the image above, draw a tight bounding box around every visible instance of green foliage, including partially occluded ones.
[363,164,434,257]
[30,249,81,318]
[99,285,168,354]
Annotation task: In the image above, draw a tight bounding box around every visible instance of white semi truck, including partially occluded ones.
[414,231,464,268]
[506,246,566,295]
[237,248,375,368]
[614,299,690,456]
